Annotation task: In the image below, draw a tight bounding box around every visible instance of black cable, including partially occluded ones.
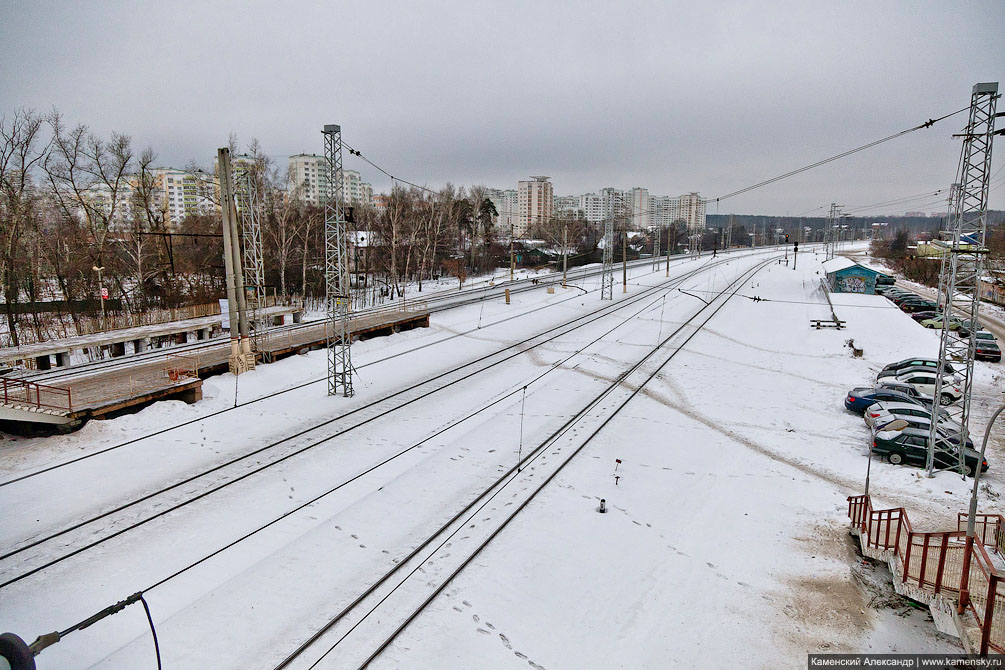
[0,258,701,583]
[0,259,641,488]
[139,595,162,670]
[714,105,970,202]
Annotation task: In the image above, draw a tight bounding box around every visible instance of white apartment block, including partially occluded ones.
[517,176,553,236]
[155,168,215,225]
[649,195,679,228]
[678,192,706,232]
[579,192,604,223]
[287,153,374,208]
[553,195,581,217]
[486,188,519,234]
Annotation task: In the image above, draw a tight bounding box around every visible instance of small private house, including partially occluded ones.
[822,257,884,294]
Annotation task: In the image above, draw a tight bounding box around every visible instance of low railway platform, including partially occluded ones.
[0,304,429,430]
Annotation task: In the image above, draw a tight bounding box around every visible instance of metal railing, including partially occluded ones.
[0,376,72,413]
[849,494,1005,653]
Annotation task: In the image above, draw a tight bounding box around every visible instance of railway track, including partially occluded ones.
[267,256,776,669]
[12,255,670,385]
[0,252,761,590]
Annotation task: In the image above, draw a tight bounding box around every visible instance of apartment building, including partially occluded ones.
[579,192,604,223]
[553,195,582,217]
[287,153,374,208]
[627,187,650,230]
[517,176,553,236]
[678,192,707,232]
[487,188,520,235]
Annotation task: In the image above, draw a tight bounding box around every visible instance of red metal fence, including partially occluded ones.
[849,494,1005,653]
[0,376,72,413]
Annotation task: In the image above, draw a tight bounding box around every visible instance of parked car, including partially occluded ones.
[900,300,938,314]
[877,364,960,383]
[871,413,974,449]
[920,314,964,331]
[881,358,957,376]
[876,380,934,406]
[976,338,1002,363]
[894,370,964,405]
[957,319,983,337]
[876,273,896,286]
[872,427,987,477]
[863,400,962,434]
[844,387,925,414]
[910,310,940,323]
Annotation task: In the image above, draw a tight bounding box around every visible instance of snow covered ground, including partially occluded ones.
[1,245,1000,669]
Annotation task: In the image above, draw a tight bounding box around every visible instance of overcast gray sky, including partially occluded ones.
[2,0,1003,215]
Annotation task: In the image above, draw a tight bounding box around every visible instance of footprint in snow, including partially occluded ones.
[485,622,495,630]
[359,544,366,548]
[453,606,463,612]
[351,534,358,539]
[737,581,751,588]
[462,601,472,608]
[528,662,547,670]
[706,562,716,569]
[499,633,512,649]
[472,614,479,622]
[515,652,528,659]
[477,628,491,635]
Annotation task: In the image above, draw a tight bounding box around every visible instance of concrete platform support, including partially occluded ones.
[273,315,285,326]
[180,385,203,404]
[133,338,149,353]
[55,352,71,367]
[111,342,126,357]
[198,328,210,340]
[35,354,51,370]
[293,310,303,324]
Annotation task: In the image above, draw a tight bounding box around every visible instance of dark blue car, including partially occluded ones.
[844,387,923,414]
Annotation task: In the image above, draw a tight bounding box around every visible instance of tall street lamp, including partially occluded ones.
[92,265,106,331]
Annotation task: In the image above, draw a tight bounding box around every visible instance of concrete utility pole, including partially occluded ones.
[509,219,515,281]
[622,221,627,293]
[652,225,660,271]
[322,124,353,397]
[223,153,251,355]
[927,82,999,477]
[562,219,568,287]
[218,148,251,374]
[92,265,106,332]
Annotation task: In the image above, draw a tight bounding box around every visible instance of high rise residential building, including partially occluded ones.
[553,195,581,217]
[287,153,374,208]
[678,192,707,232]
[579,192,604,223]
[154,168,215,225]
[486,188,519,234]
[517,176,553,236]
[649,195,679,228]
[627,187,650,230]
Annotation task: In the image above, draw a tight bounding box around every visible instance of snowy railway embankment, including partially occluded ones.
[2,245,1001,668]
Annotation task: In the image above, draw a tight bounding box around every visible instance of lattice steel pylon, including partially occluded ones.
[238,172,266,350]
[600,215,614,300]
[927,82,999,477]
[323,124,353,397]
[825,203,841,261]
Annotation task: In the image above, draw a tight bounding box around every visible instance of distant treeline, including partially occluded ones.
[707,210,1005,236]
